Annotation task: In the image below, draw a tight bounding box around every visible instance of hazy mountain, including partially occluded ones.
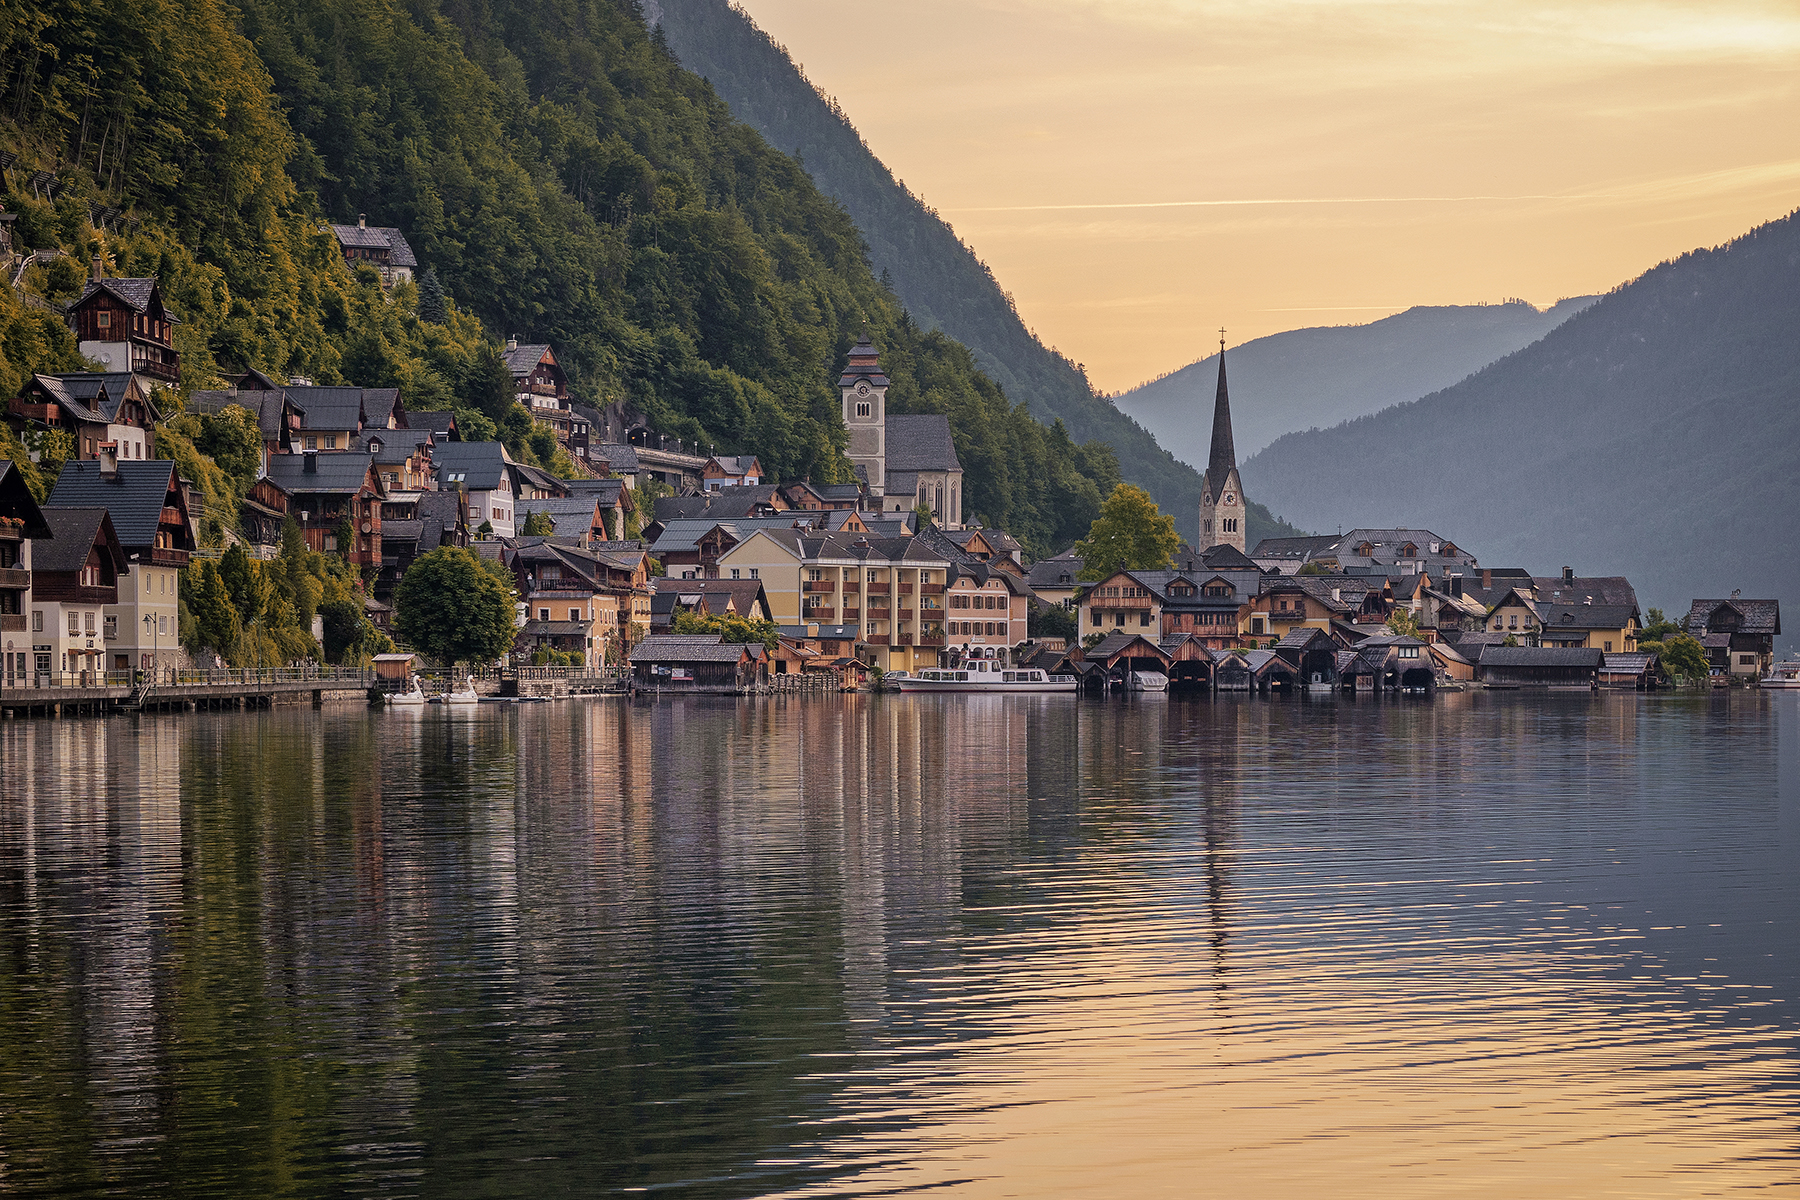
[1240,210,1800,621]
[650,0,1306,547]
[1114,299,1597,464]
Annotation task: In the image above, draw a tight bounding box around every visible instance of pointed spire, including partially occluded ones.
[1206,333,1236,495]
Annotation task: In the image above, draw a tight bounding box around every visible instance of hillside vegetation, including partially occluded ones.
[0,0,1136,557]
[1241,211,1800,619]
[651,0,1305,547]
[1116,298,1596,464]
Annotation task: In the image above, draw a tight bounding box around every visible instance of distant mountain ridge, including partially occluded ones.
[651,0,1305,547]
[1114,298,1597,464]
[1240,210,1800,625]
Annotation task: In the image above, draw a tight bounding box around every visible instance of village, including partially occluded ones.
[0,220,1783,711]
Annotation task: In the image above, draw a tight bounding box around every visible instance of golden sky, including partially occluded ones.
[735,0,1800,393]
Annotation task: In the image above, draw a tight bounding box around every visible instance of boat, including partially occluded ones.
[1128,671,1169,692]
[444,676,481,704]
[387,682,427,706]
[1762,661,1800,690]
[897,654,1076,693]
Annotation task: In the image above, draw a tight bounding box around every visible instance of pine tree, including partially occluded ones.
[417,267,449,324]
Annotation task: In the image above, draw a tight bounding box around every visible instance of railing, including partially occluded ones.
[842,609,860,621]
[134,358,181,382]
[920,584,945,595]
[511,665,628,681]
[866,606,890,619]
[842,582,860,593]
[866,583,889,594]
[804,608,835,621]
[0,614,25,632]
[0,566,29,588]
[899,583,915,594]
[803,580,836,592]
[864,635,890,646]
[897,634,914,646]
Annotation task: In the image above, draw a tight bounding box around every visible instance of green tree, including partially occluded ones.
[1642,632,1709,681]
[1385,609,1423,638]
[417,267,449,324]
[191,405,265,492]
[1297,561,1328,576]
[393,547,519,666]
[218,544,268,626]
[186,561,239,656]
[671,608,780,652]
[319,599,364,663]
[1028,601,1076,641]
[521,510,555,536]
[1639,606,1682,643]
[1074,484,1180,581]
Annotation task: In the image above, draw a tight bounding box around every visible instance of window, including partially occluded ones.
[1114,612,1125,627]
[539,608,551,621]
[1604,641,1613,653]
[869,570,880,583]
[855,401,872,418]
[85,612,96,634]
[158,615,167,636]
[808,568,823,581]
[1140,612,1151,627]
[68,611,80,636]
[731,568,741,579]
[749,568,758,579]
[1092,610,1103,627]
[304,436,318,451]
[104,615,117,640]
[570,608,581,622]
[97,310,111,329]
[1741,654,1757,666]
[32,610,42,633]
[1509,615,1518,628]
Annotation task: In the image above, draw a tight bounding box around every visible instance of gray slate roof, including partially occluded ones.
[885,413,961,472]
[1026,552,1084,590]
[35,507,121,573]
[502,343,553,377]
[594,443,639,472]
[327,223,418,267]
[75,277,161,313]
[629,635,753,664]
[264,453,381,496]
[1536,603,1638,631]
[48,460,184,551]
[52,373,143,422]
[1686,598,1781,636]
[432,442,510,492]
[1480,647,1604,668]
[409,411,460,439]
[285,385,369,432]
[187,388,296,439]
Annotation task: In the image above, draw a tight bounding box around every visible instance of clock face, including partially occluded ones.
[856,382,870,396]
[1224,493,1237,505]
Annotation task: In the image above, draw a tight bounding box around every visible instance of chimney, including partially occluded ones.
[1482,569,1492,590]
[98,443,119,476]
[1562,565,1574,584]
[303,451,318,474]
[358,213,367,229]
[1450,574,1463,598]
[506,335,519,352]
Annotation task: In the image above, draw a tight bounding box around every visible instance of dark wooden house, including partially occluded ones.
[68,277,181,386]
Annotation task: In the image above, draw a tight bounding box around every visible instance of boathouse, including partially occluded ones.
[1475,646,1602,689]
[629,634,765,694]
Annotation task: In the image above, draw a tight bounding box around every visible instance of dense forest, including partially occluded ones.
[1241,209,1800,624]
[0,0,1135,557]
[651,0,1305,548]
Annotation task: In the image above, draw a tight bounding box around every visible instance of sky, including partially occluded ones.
[732,0,1800,393]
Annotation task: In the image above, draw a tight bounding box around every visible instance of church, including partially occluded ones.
[839,335,965,528]
[1197,337,1247,554]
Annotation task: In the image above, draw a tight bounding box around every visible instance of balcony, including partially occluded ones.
[866,607,890,619]
[899,583,915,595]
[804,608,836,621]
[842,608,860,621]
[866,582,889,594]
[897,633,914,646]
[842,581,860,593]
[920,583,945,595]
[0,614,24,632]
[918,635,946,647]
[0,567,29,589]
[133,357,181,383]
[864,634,890,646]
[803,580,836,592]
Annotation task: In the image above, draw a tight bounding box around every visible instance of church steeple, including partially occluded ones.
[1196,329,1247,554]
[1205,331,1236,496]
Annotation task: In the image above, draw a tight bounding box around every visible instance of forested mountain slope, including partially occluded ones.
[650,0,1304,546]
[0,0,1133,556]
[1116,298,1595,463]
[1241,211,1800,618]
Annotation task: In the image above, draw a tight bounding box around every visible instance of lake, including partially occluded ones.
[2,691,1797,1197]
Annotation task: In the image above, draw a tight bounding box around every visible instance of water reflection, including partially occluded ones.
[0,692,1795,1196]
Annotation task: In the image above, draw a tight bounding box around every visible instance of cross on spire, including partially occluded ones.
[1219,326,1227,355]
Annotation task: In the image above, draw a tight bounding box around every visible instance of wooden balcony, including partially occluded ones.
[803,608,836,621]
[842,608,860,621]
[897,633,914,645]
[866,607,890,619]
[920,583,945,595]
[899,582,915,594]
[803,580,836,592]
[133,357,181,383]
[0,614,25,633]
[0,566,29,589]
[864,634,890,646]
[918,635,946,647]
[841,581,860,593]
[866,582,889,594]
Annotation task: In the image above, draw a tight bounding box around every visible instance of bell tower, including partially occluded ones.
[839,334,888,498]
[1197,329,1247,554]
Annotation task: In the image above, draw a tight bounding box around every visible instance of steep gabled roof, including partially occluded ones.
[285,385,369,432]
[1026,551,1084,590]
[34,507,126,574]
[431,441,511,492]
[264,452,384,496]
[885,413,960,472]
[187,388,299,439]
[52,372,155,423]
[1686,598,1781,636]
[594,442,639,472]
[48,459,189,551]
[0,460,51,538]
[73,277,162,314]
[502,342,553,377]
[409,411,461,440]
[1531,575,1639,610]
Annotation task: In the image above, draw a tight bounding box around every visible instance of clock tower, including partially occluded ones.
[839,334,888,498]
[1197,332,1247,554]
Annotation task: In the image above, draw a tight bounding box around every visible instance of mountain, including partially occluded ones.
[1,0,1131,557]
[1240,211,1800,621]
[649,0,1306,547]
[1114,298,1597,465]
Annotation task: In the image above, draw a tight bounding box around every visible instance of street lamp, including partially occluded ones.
[142,613,158,684]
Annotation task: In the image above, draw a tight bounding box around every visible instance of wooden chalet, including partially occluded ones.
[67,277,181,385]
[259,452,387,567]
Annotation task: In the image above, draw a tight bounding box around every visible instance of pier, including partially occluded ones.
[0,667,375,718]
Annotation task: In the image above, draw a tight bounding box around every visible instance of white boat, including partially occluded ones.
[1762,661,1800,690]
[897,657,1076,693]
[387,683,427,706]
[1128,671,1169,692]
[444,676,481,704]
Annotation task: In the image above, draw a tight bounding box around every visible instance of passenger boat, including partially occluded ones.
[896,653,1076,693]
[1761,661,1800,690]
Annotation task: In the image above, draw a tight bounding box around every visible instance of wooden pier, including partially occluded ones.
[0,667,376,719]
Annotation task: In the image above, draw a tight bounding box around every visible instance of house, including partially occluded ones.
[838,335,965,526]
[1685,595,1782,679]
[651,515,822,579]
[326,215,417,287]
[592,442,641,487]
[1476,646,1601,688]
[1351,633,1438,690]
[560,478,636,539]
[518,496,609,543]
[715,528,955,673]
[367,431,437,496]
[1158,633,1217,689]
[432,442,517,538]
[186,386,304,468]
[47,373,160,462]
[1535,602,1641,654]
[507,537,653,659]
[1427,640,1477,683]
[628,634,766,693]
[0,460,51,688]
[375,490,468,599]
[31,507,126,681]
[48,460,195,674]
[1250,534,1340,575]
[703,455,763,490]
[1600,653,1663,690]
[778,479,865,512]
[1274,627,1340,689]
[1026,550,1085,611]
[260,452,386,567]
[408,411,463,444]
[66,276,181,388]
[944,563,1031,652]
[1080,632,1174,688]
[1241,573,1387,642]
[504,339,588,462]
[1261,528,1479,577]
[284,384,403,452]
[8,374,155,464]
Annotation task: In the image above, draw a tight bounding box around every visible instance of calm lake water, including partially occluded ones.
[3,691,1798,1197]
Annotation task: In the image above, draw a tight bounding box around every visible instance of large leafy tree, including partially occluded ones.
[1641,632,1709,681]
[1074,484,1180,581]
[394,548,518,666]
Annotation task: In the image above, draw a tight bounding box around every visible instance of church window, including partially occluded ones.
[856,402,871,418]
